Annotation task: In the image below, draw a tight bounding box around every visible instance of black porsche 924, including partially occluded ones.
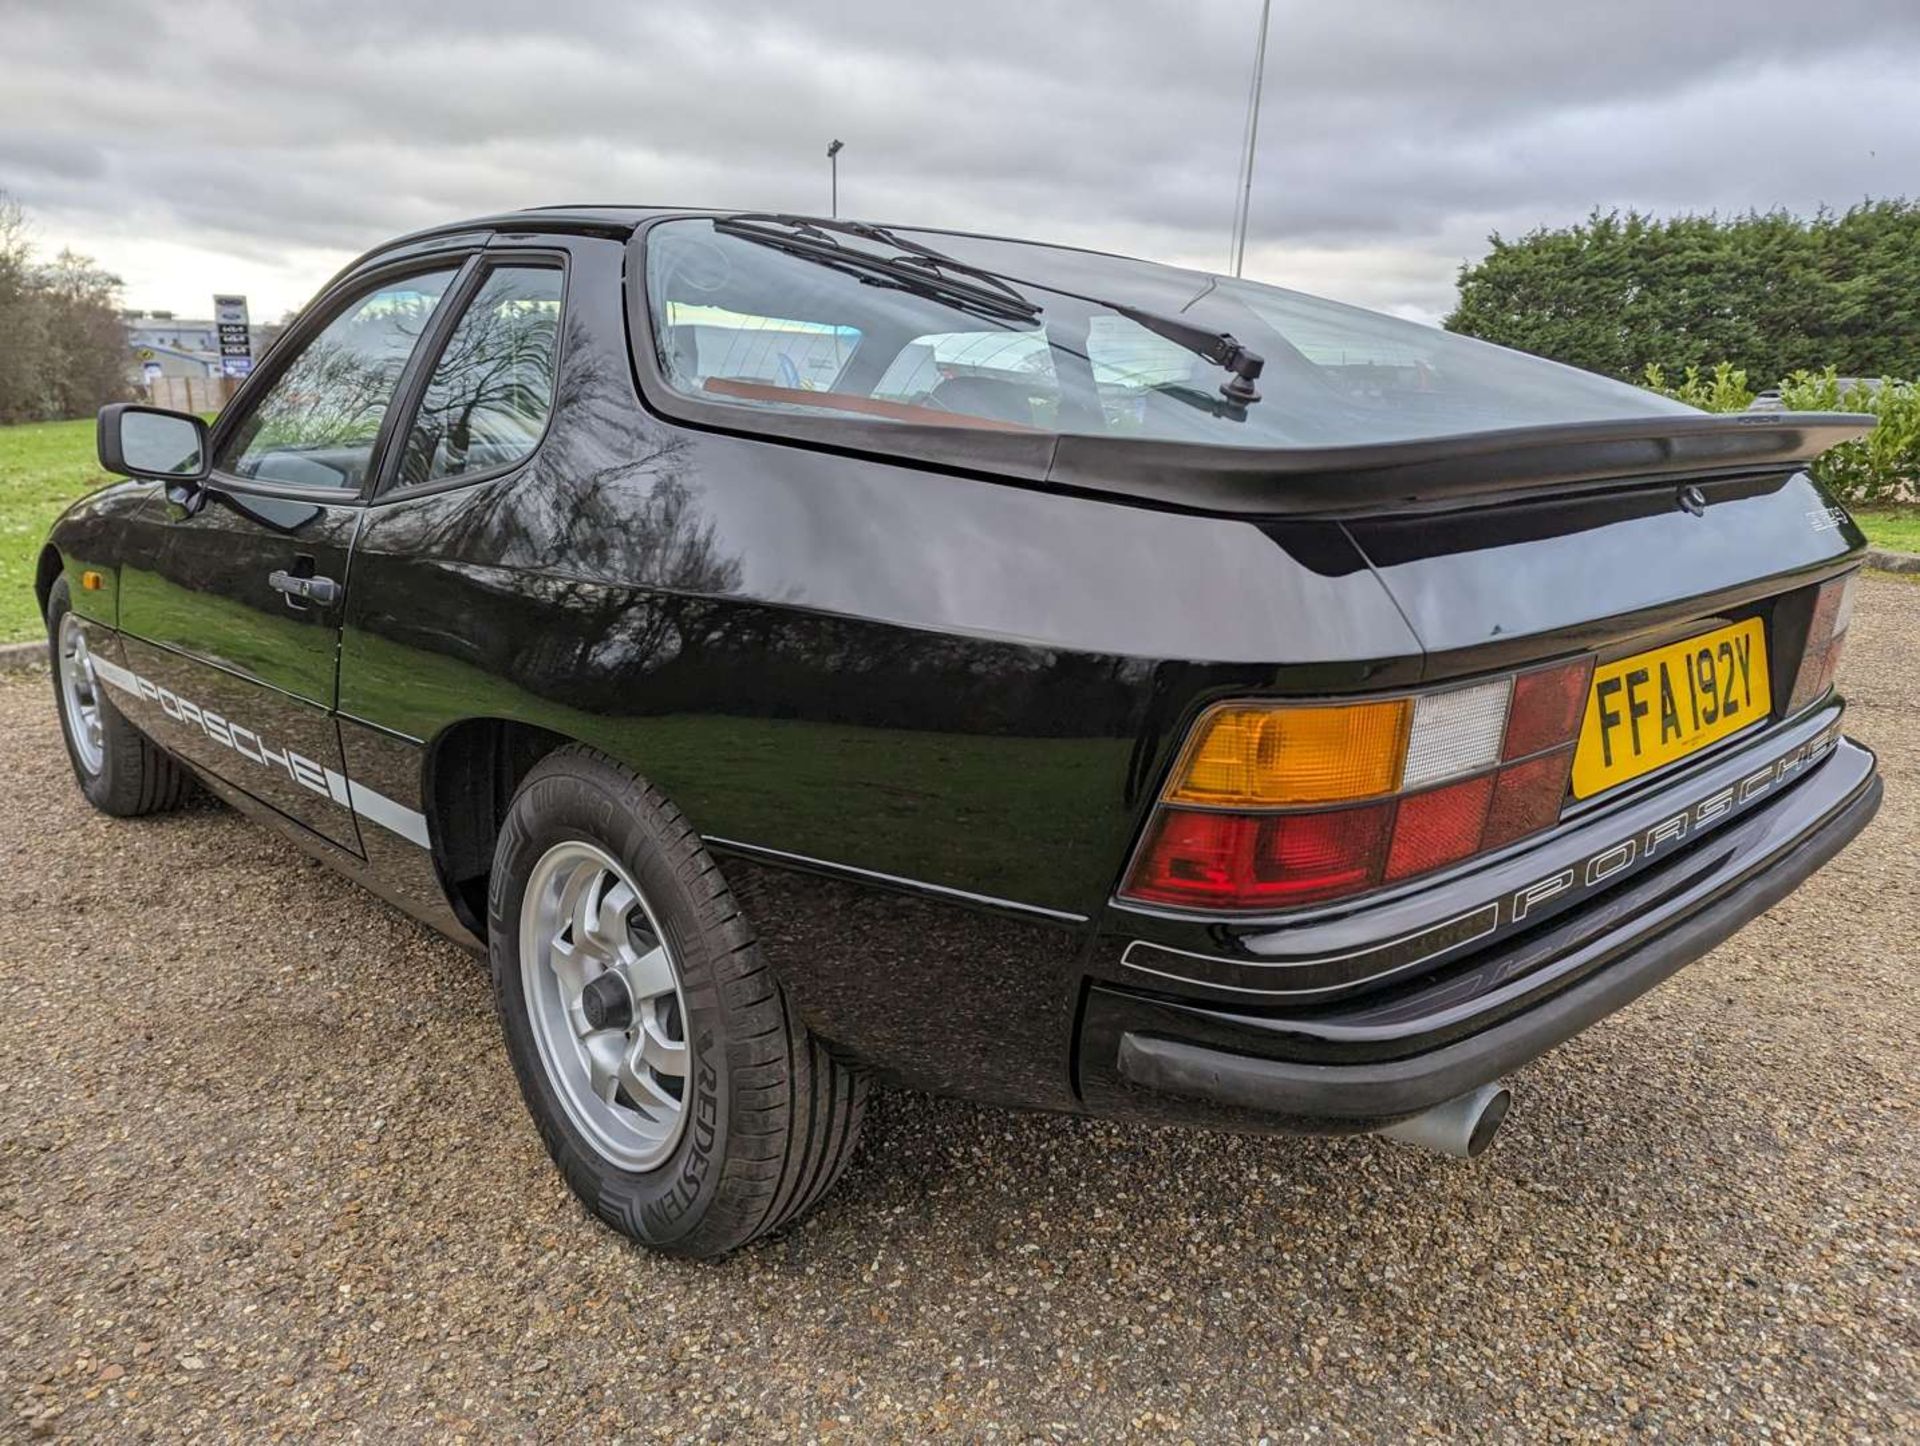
[43,209,1880,1256]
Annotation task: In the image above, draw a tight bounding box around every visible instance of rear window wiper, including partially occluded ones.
[712,215,1042,326]
[716,213,1266,412]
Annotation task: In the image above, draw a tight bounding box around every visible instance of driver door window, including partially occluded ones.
[216,269,460,491]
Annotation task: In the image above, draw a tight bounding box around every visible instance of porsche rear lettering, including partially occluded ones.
[1501,723,1838,934]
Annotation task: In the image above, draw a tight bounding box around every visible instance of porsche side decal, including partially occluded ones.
[87,655,431,850]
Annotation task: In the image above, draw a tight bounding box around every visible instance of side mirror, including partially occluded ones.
[97,403,211,483]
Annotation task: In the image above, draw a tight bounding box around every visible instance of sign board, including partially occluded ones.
[213,293,252,374]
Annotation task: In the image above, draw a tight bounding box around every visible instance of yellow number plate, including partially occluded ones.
[1571,619,1770,799]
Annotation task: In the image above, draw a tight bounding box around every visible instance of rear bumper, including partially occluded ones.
[1077,734,1880,1132]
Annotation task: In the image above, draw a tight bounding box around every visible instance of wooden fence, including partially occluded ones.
[143,375,243,415]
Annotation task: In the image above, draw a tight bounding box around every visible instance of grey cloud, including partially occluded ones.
[3,0,1916,319]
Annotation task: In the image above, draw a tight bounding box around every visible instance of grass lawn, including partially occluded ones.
[0,418,115,644]
[1851,505,1920,556]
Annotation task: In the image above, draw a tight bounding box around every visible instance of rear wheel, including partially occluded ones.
[47,576,192,817]
[489,745,867,1257]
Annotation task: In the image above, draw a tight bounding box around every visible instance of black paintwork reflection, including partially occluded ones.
[114,486,361,849]
[36,480,157,628]
[723,856,1085,1107]
[335,715,476,945]
[1343,471,1863,671]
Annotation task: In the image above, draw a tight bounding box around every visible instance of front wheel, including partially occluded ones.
[47,575,192,817]
[489,745,867,1257]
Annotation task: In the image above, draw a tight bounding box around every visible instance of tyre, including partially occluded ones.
[489,745,867,1257]
[47,575,193,817]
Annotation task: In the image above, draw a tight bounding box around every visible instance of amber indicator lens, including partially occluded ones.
[1166,700,1410,807]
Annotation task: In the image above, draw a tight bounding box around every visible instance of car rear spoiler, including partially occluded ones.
[1044,411,1878,517]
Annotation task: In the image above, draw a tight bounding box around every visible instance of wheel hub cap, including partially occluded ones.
[580,970,635,1032]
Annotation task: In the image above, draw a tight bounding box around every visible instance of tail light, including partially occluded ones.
[1121,657,1593,912]
[1787,572,1857,714]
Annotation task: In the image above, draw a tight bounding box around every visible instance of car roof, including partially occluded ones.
[354,204,1169,281]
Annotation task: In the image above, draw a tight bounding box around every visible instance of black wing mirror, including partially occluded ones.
[98,402,211,479]
[98,403,213,516]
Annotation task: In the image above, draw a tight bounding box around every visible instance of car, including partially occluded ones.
[41,208,1882,1256]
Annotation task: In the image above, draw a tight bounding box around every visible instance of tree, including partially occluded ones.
[35,249,131,419]
[0,190,131,423]
[1445,201,1920,384]
[0,196,48,422]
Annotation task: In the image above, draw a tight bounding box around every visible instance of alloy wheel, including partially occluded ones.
[519,840,691,1172]
[57,611,106,775]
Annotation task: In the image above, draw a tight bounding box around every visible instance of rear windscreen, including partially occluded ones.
[643,218,1693,449]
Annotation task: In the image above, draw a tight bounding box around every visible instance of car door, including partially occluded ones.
[114,257,475,850]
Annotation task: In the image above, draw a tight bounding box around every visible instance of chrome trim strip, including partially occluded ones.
[1123,903,1500,974]
[702,836,1090,924]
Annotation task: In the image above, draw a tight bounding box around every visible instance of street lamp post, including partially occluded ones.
[827,139,844,218]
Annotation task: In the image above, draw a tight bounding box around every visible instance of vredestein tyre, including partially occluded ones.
[46,575,193,818]
[489,744,867,1258]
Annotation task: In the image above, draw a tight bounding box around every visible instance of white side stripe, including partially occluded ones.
[86,652,431,850]
[346,779,432,849]
[89,655,139,693]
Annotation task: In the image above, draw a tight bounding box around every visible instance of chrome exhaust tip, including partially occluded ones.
[1375,1082,1512,1159]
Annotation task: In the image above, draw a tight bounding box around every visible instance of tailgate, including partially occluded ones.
[1341,470,1864,804]
[1339,470,1862,675]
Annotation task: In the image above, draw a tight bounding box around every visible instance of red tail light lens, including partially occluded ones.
[1503,658,1593,760]
[1125,803,1393,909]
[1385,775,1495,881]
[1483,746,1577,849]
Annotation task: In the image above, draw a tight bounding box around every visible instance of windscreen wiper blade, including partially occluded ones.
[713,213,1266,409]
[712,215,1042,325]
[727,214,1042,314]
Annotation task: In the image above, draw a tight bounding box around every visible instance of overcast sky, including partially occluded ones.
[5,0,1918,323]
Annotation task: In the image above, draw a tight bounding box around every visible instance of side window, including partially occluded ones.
[217,269,459,490]
[395,266,564,490]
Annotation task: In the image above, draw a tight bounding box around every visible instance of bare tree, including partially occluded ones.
[0,190,129,422]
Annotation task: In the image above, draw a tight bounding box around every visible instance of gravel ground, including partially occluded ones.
[3,579,1917,1444]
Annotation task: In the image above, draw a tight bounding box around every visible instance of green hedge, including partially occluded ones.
[1640,363,1920,505]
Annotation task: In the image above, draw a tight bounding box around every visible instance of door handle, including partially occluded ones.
[268,569,341,606]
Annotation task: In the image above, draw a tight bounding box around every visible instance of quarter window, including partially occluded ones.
[396,265,564,489]
[217,270,458,490]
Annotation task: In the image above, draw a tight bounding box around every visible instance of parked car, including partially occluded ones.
[41,210,1881,1256]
